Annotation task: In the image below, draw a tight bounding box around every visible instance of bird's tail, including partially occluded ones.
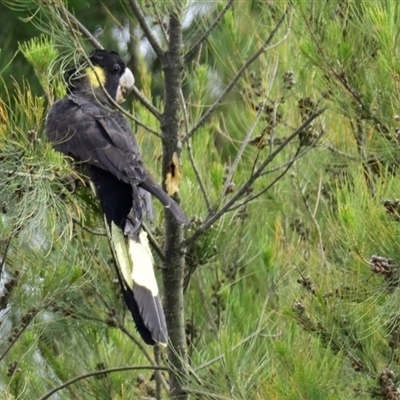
[140,177,190,228]
[106,218,168,346]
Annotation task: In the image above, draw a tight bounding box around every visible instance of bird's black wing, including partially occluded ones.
[46,94,146,185]
[46,94,189,226]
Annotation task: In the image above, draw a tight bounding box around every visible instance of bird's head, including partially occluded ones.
[68,49,135,103]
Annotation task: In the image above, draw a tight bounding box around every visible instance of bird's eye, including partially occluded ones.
[113,64,121,73]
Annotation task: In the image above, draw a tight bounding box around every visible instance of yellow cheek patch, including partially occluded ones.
[86,66,106,88]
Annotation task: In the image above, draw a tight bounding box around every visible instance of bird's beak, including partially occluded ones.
[117,67,135,103]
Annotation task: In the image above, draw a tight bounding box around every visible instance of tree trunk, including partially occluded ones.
[160,10,188,400]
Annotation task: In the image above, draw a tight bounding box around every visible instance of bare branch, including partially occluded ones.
[229,146,301,212]
[73,218,106,236]
[187,138,212,212]
[324,143,358,161]
[219,102,265,200]
[62,7,103,50]
[182,9,290,144]
[160,10,189,399]
[132,85,162,121]
[0,234,13,277]
[180,89,212,212]
[142,222,166,261]
[194,325,275,372]
[184,107,327,247]
[260,144,317,176]
[184,0,235,63]
[230,123,327,212]
[194,275,219,335]
[182,389,232,400]
[292,171,325,260]
[149,0,169,42]
[128,0,165,59]
[38,365,168,400]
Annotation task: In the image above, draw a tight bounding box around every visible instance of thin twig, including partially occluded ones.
[183,389,232,400]
[63,7,103,49]
[72,218,107,236]
[219,102,265,200]
[292,171,326,260]
[149,0,169,42]
[228,146,301,212]
[142,222,166,262]
[266,61,280,155]
[232,128,327,212]
[132,85,162,121]
[194,274,219,335]
[180,89,212,212]
[38,365,169,400]
[116,321,169,391]
[257,291,271,331]
[0,234,13,277]
[96,294,154,363]
[184,0,235,63]
[232,130,325,211]
[187,138,212,212]
[324,143,358,160]
[184,107,327,247]
[128,0,165,60]
[183,9,290,144]
[259,143,318,176]
[194,325,269,372]
[313,173,323,218]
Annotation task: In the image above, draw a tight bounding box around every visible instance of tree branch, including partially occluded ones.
[184,0,235,63]
[228,146,301,212]
[149,0,169,42]
[231,131,326,212]
[38,365,169,400]
[160,8,189,399]
[132,85,162,121]
[182,9,289,144]
[182,389,232,400]
[128,0,165,60]
[184,107,327,247]
[180,89,212,212]
[62,7,103,50]
[142,222,166,262]
[0,234,13,277]
[219,102,265,200]
[292,170,326,260]
[194,325,272,372]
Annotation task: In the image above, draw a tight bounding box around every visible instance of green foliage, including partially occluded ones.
[3,0,400,399]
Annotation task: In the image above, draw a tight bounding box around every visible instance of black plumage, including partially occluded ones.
[45,49,189,345]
